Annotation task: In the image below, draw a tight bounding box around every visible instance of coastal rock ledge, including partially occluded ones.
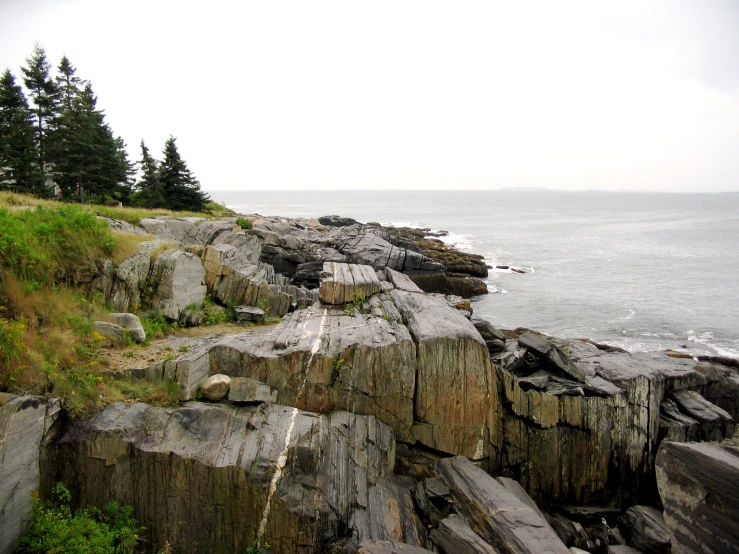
[1,212,738,554]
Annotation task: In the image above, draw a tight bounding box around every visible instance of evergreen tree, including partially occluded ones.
[21,43,57,192]
[159,136,209,211]
[133,140,164,207]
[48,76,132,203]
[0,69,39,192]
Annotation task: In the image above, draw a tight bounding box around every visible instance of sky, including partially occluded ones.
[1,0,738,192]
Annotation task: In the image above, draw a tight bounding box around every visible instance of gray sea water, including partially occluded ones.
[211,190,739,359]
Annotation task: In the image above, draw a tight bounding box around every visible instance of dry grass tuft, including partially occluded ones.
[111,232,154,265]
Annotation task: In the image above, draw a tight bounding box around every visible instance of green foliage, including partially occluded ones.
[158,136,209,212]
[0,69,39,193]
[0,205,113,285]
[18,483,144,554]
[21,42,57,193]
[140,313,178,340]
[236,217,253,230]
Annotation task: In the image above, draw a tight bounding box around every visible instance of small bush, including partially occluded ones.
[141,314,178,340]
[18,483,144,554]
[236,217,253,230]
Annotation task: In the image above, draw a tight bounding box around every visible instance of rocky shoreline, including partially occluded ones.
[1,212,738,553]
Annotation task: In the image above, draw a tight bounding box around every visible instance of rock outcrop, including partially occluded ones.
[41,402,432,554]
[492,332,736,505]
[656,440,739,554]
[0,395,61,554]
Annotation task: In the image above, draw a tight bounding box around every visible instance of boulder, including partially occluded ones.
[93,321,127,343]
[200,374,231,400]
[319,262,381,305]
[621,506,670,554]
[148,249,207,319]
[109,313,146,343]
[318,215,360,227]
[434,456,569,554]
[656,441,739,554]
[234,306,265,323]
[41,403,432,553]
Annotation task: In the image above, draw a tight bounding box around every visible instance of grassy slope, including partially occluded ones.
[0,193,235,416]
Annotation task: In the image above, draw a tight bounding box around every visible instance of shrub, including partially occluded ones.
[18,483,143,554]
[236,217,253,230]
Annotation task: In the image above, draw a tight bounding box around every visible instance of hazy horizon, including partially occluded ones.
[2,0,738,193]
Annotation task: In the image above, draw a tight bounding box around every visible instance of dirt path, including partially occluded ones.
[99,322,274,372]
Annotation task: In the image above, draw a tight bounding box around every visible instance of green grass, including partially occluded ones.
[0,205,113,286]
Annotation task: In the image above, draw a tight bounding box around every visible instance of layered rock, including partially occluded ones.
[40,402,432,554]
[656,440,739,554]
[492,333,736,505]
[173,270,498,459]
[431,456,569,554]
[202,231,317,317]
[320,262,381,305]
[0,395,61,554]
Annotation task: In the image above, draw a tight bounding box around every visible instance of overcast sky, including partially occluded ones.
[1,0,738,192]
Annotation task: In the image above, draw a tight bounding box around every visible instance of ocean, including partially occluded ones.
[211,190,739,359]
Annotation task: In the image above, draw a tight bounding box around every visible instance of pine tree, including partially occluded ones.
[0,69,39,192]
[133,140,164,207]
[159,136,209,211]
[48,74,132,203]
[21,43,57,192]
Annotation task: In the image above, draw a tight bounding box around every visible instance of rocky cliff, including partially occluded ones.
[1,211,738,554]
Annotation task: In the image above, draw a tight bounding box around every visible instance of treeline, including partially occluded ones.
[0,43,209,211]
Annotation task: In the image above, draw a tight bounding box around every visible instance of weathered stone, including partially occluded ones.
[434,456,569,554]
[41,403,430,553]
[385,268,424,293]
[234,305,265,323]
[318,215,360,227]
[319,262,381,305]
[200,374,231,400]
[228,377,278,404]
[0,395,55,554]
[659,398,700,442]
[208,299,418,442]
[430,514,500,554]
[93,321,126,343]
[391,289,497,459]
[356,541,436,554]
[518,332,590,383]
[97,216,149,235]
[656,441,739,554]
[545,513,595,552]
[471,316,507,343]
[669,390,734,441]
[178,307,206,327]
[622,506,670,554]
[148,249,207,319]
[491,338,735,506]
[109,312,146,342]
[109,239,173,312]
